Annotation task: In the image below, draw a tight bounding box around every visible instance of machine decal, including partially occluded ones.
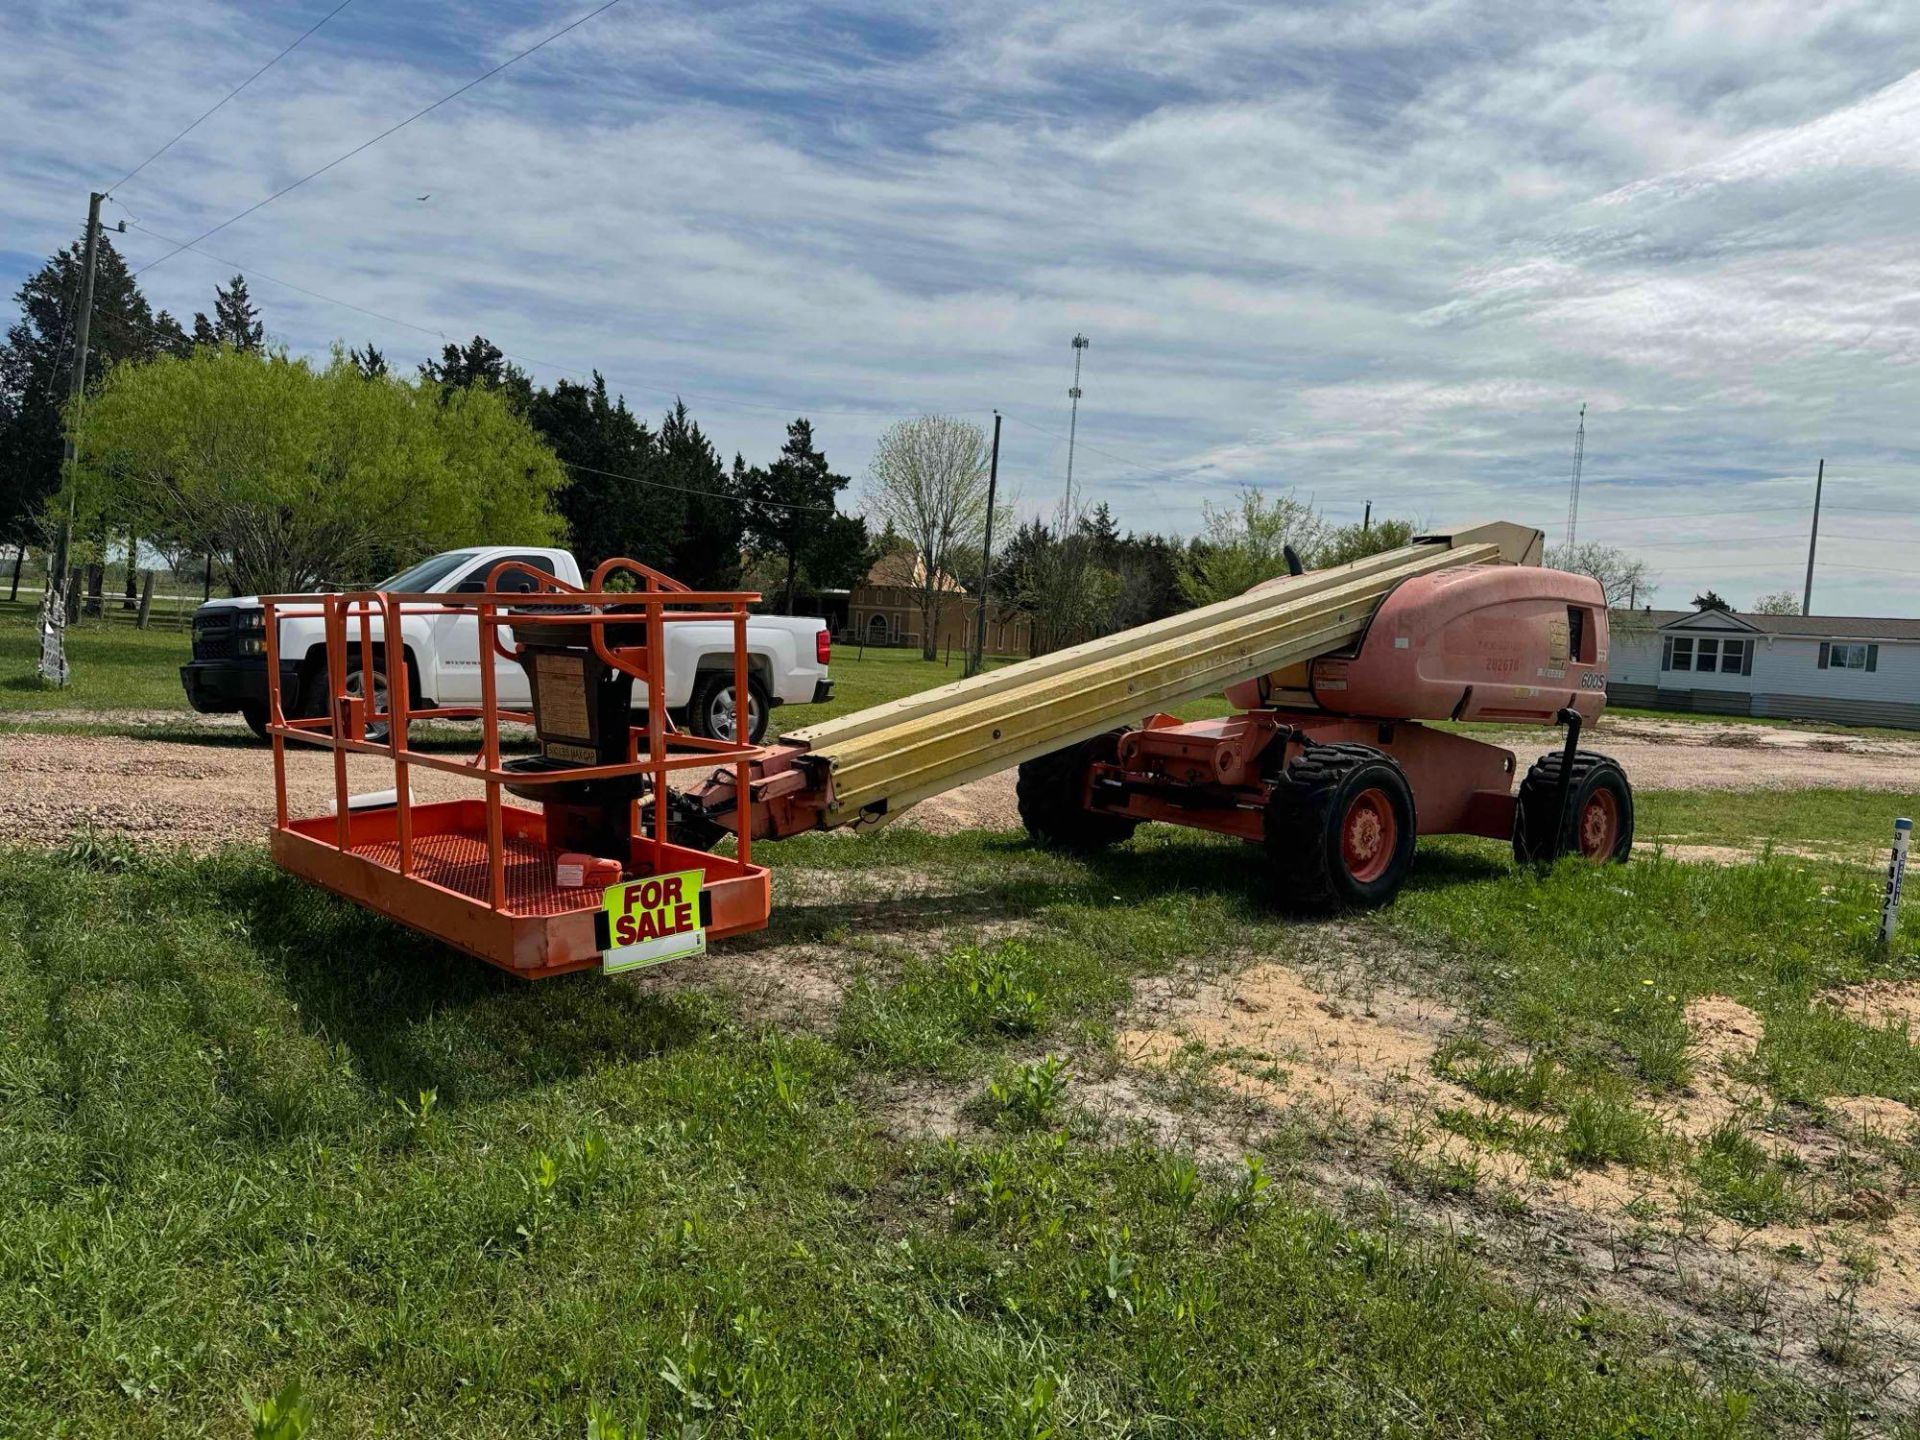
[599,869,709,972]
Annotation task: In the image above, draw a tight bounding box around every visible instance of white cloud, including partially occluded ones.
[1,0,1917,613]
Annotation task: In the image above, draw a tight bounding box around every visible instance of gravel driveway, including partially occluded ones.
[4,713,1916,849]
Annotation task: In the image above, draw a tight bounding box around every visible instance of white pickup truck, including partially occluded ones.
[180,545,833,743]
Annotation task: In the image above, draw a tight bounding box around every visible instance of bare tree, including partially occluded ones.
[1545,541,1654,611]
[1751,590,1801,615]
[864,416,992,659]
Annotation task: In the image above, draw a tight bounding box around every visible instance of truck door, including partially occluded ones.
[433,554,556,707]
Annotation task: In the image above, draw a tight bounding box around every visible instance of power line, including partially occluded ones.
[1000,410,1199,485]
[104,0,357,196]
[555,458,836,515]
[135,0,632,278]
[118,215,967,422]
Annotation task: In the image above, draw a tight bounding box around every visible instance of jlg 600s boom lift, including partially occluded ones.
[266,521,1631,977]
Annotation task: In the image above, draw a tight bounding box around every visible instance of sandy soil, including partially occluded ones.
[4,710,1915,849]
[1117,962,1920,1400]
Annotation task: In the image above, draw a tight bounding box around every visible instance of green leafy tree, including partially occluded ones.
[1692,589,1733,612]
[740,418,855,613]
[191,274,264,351]
[1751,590,1800,615]
[1316,517,1415,567]
[0,231,188,553]
[1180,489,1326,607]
[77,346,563,595]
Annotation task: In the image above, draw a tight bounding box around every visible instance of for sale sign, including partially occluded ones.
[596,869,709,973]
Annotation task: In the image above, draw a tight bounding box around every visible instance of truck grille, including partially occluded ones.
[192,614,234,661]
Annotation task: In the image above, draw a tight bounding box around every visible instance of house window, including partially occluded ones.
[1663,634,1750,675]
[1821,642,1878,672]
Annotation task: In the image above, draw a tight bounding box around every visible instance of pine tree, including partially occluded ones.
[191,274,264,351]
[420,335,532,411]
[350,341,388,379]
[657,400,743,589]
[0,232,188,550]
[528,373,661,570]
[739,418,853,613]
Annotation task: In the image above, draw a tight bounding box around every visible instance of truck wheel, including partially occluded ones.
[1016,731,1138,853]
[1513,751,1634,865]
[240,701,271,741]
[298,653,414,743]
[1266,743,1417,911]
[690,672,768,745]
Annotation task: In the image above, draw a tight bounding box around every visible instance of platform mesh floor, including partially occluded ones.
[349,831,613,916]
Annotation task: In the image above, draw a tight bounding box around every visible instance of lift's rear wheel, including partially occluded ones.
[1016,731,1139,853]
[1513,751,1634,865]
[1265,743,1417,910]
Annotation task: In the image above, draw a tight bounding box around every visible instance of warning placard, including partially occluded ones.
[597,869,708,973]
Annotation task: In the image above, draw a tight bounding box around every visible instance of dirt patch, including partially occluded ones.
[1118,961,1466,1122]
[1112,953,1920,1399]
[1829,1095,1920,1138]
[1819,980,1920,1035]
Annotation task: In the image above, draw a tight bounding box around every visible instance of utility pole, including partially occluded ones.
[1564,402,1586,551]
[1802,457,1824,617]
[969,411,1003,678]
[1063,333,1088,521]
[38,191,105,686]
[1362,501,1371,534]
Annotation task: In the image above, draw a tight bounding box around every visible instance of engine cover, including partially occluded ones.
[1308,565,1608,724]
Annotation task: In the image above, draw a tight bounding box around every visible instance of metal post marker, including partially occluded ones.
[1884,817,1913,950]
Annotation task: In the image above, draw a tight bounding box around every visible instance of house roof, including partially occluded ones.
[865,550,967,593]
[1616,608,1920,641]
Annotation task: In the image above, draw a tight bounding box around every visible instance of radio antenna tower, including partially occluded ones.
[1063,333,1089,520]
[1564,402,1587,551]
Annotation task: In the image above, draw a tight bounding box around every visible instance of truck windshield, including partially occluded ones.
[376,551,481,593]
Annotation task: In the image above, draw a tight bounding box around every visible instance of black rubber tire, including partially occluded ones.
[1016,731,1139,853]
[1513,751,1634,865]
[689,672,769,745]
[1265,742,1418,911]
[239,700,271,741]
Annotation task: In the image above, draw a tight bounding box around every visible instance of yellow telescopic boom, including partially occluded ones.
[778,521,1542,828]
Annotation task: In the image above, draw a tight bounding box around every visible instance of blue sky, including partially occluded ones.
[4,0,1919,613]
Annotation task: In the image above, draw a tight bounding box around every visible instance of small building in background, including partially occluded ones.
[1609,607,1920,730]
[848,551,1032,657]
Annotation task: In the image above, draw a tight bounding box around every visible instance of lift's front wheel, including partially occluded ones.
[1513,751,1634,864]
[1016,732,1138,853]
[1265,743,1418,911]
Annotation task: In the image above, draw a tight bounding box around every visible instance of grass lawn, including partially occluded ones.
[1638,788,1918,858]
[11,786,1920,1433]
[0,597,193,713]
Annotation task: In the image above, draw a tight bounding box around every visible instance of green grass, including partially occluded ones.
[1637,788,1920,857]
[1390,837,1920,1102]
[1,832,1816,1437]
[0,597,193,713]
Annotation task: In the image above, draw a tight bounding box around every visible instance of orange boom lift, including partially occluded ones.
[266,522,1633,978]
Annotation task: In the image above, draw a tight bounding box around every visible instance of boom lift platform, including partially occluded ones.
[267,521,1632,977]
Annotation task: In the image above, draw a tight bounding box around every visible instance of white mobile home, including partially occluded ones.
[1608,608,1920,730]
